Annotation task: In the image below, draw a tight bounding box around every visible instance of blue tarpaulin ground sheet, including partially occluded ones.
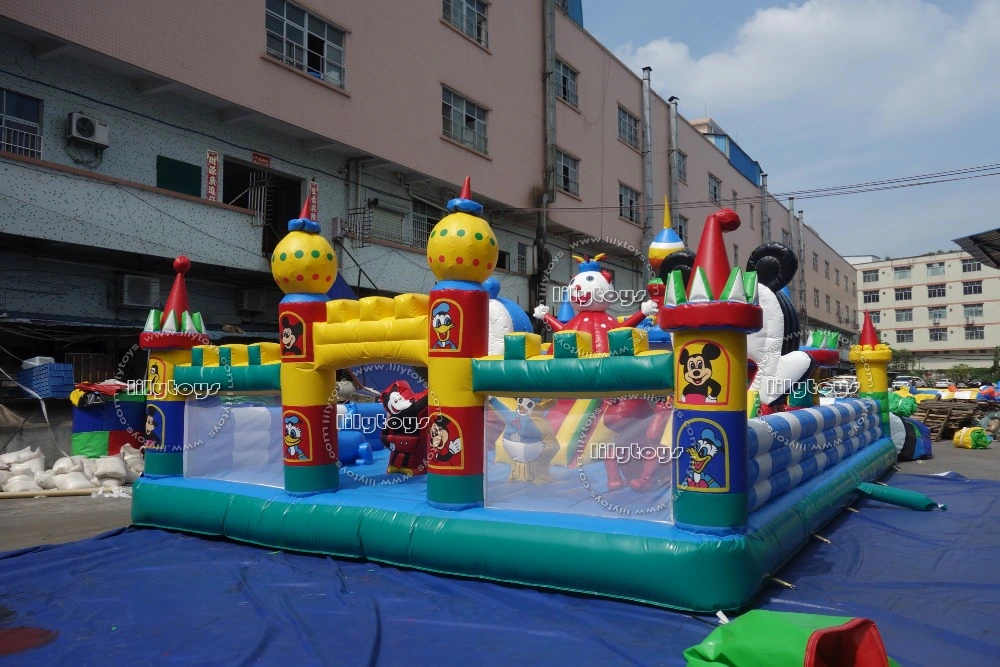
[1,472,997,665]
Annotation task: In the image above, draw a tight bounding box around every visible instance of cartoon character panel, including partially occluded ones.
[430,299,463,352]
[485,395,674,524]
[677,340,731,406]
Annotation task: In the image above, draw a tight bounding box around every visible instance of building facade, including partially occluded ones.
[849,251,1000,369]
[0,0,856,375]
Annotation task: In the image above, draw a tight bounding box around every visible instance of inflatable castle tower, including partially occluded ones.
[139,256,210,477]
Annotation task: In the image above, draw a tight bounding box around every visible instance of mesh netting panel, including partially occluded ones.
[184,395,283,488]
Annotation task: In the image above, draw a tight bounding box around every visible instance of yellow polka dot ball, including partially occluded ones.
[270,231,338,294]
[426,211,499,283]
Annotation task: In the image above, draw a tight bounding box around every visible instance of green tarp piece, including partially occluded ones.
[856,482,946,511]
[71,430,110,458]
[888,392,917,417]
[684,610,901,666]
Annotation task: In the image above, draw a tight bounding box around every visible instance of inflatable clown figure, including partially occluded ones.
[533,254,659,354]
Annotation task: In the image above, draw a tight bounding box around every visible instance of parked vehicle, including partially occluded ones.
[891,376,926,390]
[934,378,953,389]
[824,375,859,396]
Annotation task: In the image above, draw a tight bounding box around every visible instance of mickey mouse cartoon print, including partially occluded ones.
[680,343,724,404]
[280,315,304,356]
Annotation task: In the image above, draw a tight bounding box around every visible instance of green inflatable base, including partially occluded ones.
[132,438,896,613]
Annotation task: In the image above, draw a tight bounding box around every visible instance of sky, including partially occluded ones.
[581,0,1000,258]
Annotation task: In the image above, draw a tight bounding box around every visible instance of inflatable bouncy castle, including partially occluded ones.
[132,178,898,613]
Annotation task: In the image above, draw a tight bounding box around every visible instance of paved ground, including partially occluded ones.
[0,440,996,552]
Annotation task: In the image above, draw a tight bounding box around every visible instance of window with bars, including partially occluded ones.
[835,269,840,285]
[554,59,578,107]
[896,309,913,323]
[412,200,443,248]
[442,87,488,154]
[963,280,983,295]
[964,303,984,318]
[825,295,831,312]
[824,261,830,279]
[813,253,820,272]
[266,0,345,87]
[926,262,945,277]
[708,174,721,202]
[813,289,819,307]
[1,88,43,158]
[862,269,878,283]
[618,106,639,149]
[927,284,946,298]
[517,242,528,274]
[962,258,981,272]
[555,149,579,195]
[677,215,688,243]
[619,183,641,223]
[836,300,841,319]
[443,0,488,46]
[677,151,687,182]
[966,326,985,340]
[894,287,912,301]
[929,328,948,342]
[863,290,879,304]
[896,330,913,343]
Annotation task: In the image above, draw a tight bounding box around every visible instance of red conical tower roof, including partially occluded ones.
[860,310,879,346]
[459,176,472,200]
[299,196,312,221]
[688,208,741,297]
[161,256,191,327]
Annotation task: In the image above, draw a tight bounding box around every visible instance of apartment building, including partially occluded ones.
[849,251,1000,368]
[0,0,856,371]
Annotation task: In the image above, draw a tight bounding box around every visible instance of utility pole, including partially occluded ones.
[640,67,654,284]
[760,173,770,243]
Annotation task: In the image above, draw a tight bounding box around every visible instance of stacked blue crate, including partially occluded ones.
[18,363,75,399]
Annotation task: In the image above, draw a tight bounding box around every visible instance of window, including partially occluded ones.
[835,269,840,286]
[844,279,849,293]
[824,261,830,279]
[1,89,42,158]
[893,266,911,279]
[555,149,579,195]
[850,280,855,292]
[929,328,948,342]
[964,304,984,318]
[926,262,945,277]
[813,289,819,307]
[894,287,912,301]
[836,300,841,318]
[927,284,946,298]
[896,330,913,343]
[732,190,738,209]
[443,0,488,46]
[870,311,881,324]
[618,183,641,223]
[862,269,878,283]
[963,280,983,295]
[708,174,721,202]
[782,229,791,245]
[962,258,981,273]
[749,203,755,228]
[896,309,912,323]
[928,306,947,321]
[554,59,578,107]
[517,242,528,274]
[863,290,879,304]
[497,250,510,270]
[813,253,819,272]
[676,151,687,182]
[825,295,831,312]
[266,0,346,87]
[411,200,443,247]
[442,87,488,154]
[676,215,687,243]
[617,106,639,149]
[966,326,985,340]
[733,244,739,267]
[156,156,201,197]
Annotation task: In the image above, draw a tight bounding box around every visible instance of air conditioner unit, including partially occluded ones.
[120,275,160,308]
[331,217,343,238]
[239,289,269,313]
[966,316,974,324]
[932,319,940,325]
[66,112,110,148]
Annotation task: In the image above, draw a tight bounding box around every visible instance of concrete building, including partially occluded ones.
[849,251,1000,369]
[0,0,856,380]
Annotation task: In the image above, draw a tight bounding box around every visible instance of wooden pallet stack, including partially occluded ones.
[912,401,984,440]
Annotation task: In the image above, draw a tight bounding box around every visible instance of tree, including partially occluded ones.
[889,347,915,373]
[991,346,1000,377]
[949,364,972,384]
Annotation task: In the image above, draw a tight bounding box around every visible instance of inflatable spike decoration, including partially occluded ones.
[139,256,210,350]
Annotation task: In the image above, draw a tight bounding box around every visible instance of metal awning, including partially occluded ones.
[953,228,1000,269]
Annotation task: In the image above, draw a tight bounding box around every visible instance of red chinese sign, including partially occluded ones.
[251,152,271,168]
[205,151,219,201]
[308,180,319,220]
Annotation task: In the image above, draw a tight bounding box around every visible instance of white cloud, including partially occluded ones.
[615,0,1000,134]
